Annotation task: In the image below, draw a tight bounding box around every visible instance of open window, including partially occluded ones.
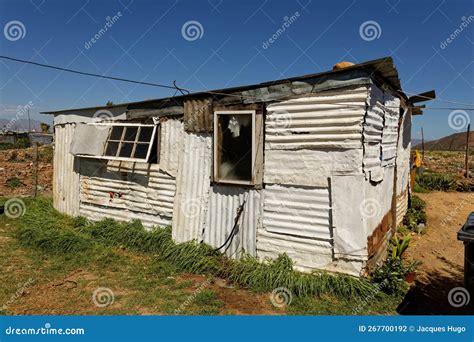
[70,123,158,163]
[213,111,256,185]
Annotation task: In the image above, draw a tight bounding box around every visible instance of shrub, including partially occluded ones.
[415,171,456,191]
[6,177,24,189]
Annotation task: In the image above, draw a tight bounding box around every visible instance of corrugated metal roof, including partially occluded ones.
[42,57,403,115]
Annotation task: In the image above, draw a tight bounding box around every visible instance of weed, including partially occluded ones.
[6,177,24,189]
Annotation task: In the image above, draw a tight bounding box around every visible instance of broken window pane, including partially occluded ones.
[215,112,254,183]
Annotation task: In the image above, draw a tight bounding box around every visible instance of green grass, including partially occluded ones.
[16,198,377,301]
[0,197,405,315]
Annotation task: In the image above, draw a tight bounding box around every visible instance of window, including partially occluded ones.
[70,123,158,163]
[104,125,156,161]
[213,111,255,185]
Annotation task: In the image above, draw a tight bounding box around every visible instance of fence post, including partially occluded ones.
[465,124,470,178]
[32,142,38,197]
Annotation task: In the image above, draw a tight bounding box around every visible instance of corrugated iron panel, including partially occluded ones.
[382,91,401,166]
[265,86,368,150]
[172,132,212,243]
[263,184,332,240]
[183,98,213,133]
[396,190,409,227]
[79,159,175,228]
[363,84,384,176]
[53,123,80,216]
[203,186,261,258]
[257,229,333,272]
[159,119,184,177]
[264,148,362,187]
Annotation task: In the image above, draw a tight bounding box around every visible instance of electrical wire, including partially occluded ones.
[2,55,474,111]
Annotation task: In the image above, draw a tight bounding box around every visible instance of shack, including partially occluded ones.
[43,57,433,276]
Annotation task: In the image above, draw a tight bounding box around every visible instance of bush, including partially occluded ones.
[415,171,456,191]
[403,195,427,233]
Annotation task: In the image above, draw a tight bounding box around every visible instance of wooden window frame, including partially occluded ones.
[213,110,256,186]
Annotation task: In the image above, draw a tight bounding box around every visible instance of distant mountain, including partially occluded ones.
[411,139,422,146]
[0,119,51,132]
[413,132,473,151]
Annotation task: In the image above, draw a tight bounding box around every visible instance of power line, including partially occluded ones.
[2,55,474,109]
[0,55,179,90]
[0,55,254,100]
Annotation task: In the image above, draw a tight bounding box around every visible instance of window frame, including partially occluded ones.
[81,122,158,163]
[213,110,256,186]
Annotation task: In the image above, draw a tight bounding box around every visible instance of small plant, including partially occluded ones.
[391,235,411,259]
[371,257,408,295]
[6,177,24,189]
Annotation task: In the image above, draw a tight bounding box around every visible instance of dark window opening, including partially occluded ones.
[215,112,254,183]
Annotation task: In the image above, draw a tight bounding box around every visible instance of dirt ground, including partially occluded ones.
[400,191,474,314]
[0,146,53,197]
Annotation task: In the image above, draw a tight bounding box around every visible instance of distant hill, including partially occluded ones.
[414,132,473,151]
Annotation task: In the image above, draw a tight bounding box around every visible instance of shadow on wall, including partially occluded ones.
[397,261,472,315]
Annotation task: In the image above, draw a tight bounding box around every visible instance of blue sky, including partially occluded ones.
[0,0,472,140]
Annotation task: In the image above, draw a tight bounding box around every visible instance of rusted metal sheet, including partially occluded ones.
[265,86,368,150]
[172,132,212,243]
[53,123,80,216]
[203,185,261,258]
[183,98,213,133]
[79,159,176,228]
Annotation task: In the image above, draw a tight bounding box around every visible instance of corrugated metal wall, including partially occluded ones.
[382,92,401,166]
[53,123,80,216]
[159,119,184,177]
[265,86,368,150]
[172,132,212,243]
[263,184,331,240]
[79,159,175,228]
[203,186,261,257]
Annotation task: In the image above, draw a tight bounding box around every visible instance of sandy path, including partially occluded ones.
[400,191,474,314]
